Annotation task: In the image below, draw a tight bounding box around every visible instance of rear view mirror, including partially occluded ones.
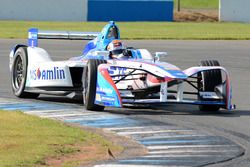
[95,51,110,59]
[154,52,168,61]
[95,51,110,57]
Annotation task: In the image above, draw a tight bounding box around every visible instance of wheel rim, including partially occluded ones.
[197,72,204,91]
[13,55,24,89]
[83,66,89,104]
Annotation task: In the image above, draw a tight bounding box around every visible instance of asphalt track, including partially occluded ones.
[1,39,250,166]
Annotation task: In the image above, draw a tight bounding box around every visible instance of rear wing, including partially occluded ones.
[28,28,99,47]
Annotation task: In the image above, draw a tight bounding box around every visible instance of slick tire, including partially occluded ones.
[11,47,39,98]
[83,59,106,111]
[198,60,222,111]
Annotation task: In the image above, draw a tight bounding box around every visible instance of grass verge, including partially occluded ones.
[174,0,218,9]
[1,21,250,40]
[0,110,122,167]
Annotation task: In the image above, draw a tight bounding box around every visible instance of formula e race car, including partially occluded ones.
[9,21,234,111]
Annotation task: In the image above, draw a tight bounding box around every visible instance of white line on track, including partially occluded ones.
[61,116,120,122]
[147,149,239,154]
[106,126,177,131]
[0,102,23,104]
[147,144,237,150]
[25,110,66,114]
[0,98,20,103]
[95,165,188,167]
[141,154,232,158]
[26,110,102,116]
[106,126,151,131]
[117,130,194,135]
[39,113,99,118]
[134,134,207,140]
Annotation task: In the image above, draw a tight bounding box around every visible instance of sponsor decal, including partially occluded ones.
[199,92,220,99]
[101,96,115,102]
[108,66,127,79]
[96,87,113,94]
[28,32,38,39]
[30,67,65,80]
[95,93,101,101]
[95,93,116,105]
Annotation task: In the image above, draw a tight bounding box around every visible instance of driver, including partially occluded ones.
[107,40,130,59]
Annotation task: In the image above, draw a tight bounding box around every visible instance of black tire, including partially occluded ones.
[198,60,222,111]
[83,59,106,111]
[11,47,39,98]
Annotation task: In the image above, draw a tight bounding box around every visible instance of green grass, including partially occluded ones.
[0,110,121,167]
[174,0,219,9]
[1,21,250,40]
[120,22,250,40]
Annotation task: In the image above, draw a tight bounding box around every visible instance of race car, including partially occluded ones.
[9,21,234,111]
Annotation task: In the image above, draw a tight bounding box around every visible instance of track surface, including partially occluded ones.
[1,39,250,166]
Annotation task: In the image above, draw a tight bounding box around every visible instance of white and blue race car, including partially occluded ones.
[9,21,234,111]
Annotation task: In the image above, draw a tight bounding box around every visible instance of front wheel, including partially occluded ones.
[83,59,106,111]
[198,60,222,111]
[11,47,39,98]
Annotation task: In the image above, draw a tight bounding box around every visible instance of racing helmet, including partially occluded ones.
[107,40,126,58]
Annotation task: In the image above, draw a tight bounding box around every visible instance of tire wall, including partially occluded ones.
[220,0,250,23]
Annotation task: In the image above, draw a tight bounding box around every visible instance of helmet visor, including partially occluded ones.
[111,49,124,55]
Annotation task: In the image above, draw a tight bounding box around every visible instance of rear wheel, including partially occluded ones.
[83,59,106,111]
[11,47,39,98]
[198,60,222,111]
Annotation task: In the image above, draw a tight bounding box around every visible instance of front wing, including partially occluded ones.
[94,62,234,110]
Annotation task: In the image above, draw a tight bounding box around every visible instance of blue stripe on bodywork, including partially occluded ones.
[82,40,96,55]
[136,50,142,59]
[166,70,188,79]
[0,103,71,111]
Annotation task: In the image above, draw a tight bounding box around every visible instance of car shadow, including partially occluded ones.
[35,95,250,117]
[37,95,83,104]
[108,104,250,118]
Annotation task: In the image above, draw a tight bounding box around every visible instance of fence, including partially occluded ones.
[88,0,173,21]
[220,0,250,22]
[0,0,173,21]
[0,0,87,21]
